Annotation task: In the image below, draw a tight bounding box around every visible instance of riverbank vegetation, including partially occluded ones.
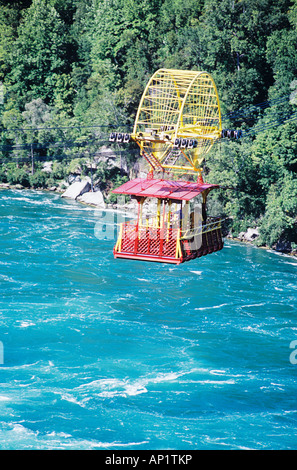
[0,0,297,252]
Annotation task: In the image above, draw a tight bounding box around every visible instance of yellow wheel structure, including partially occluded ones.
[132,69,222,175]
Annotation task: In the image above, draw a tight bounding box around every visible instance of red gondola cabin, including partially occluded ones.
[112,177,223,264]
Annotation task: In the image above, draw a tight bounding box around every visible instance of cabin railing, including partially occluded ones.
[181,216,222,239]
[114,221,182,260]
[113,216,223,264]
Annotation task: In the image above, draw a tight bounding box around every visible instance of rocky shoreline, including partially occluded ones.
[227,229,297,258]
[1,179,296,259]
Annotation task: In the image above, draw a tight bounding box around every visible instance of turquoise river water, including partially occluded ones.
[0,189,297,450]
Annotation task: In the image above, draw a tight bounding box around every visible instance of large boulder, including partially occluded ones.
[77,190,105,208]
[61,178,91,200]
[238,228,259,242]
[42,161,53,173]
[273,238,292,253]
[244,227,259,242]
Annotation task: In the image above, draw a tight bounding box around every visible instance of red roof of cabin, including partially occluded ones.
[112,178,219,201]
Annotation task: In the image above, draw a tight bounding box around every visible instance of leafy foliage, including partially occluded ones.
[0,0,296,248]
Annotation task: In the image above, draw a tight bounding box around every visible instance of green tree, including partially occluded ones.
[88,0,164,125]
[259,174,297,247]
[9,0,72,107]
[156,0,204,68]
[265,27,297,124]
[198,0,292,114]
[207,138,264,234]
[0,6,19,82]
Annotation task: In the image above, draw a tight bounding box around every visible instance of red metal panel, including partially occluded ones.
[112,178,219,201]
[112,178,162,197]
[113,221,223,264]
[139,181,179,198]
[112,178,147,194]
[113,252,183,264]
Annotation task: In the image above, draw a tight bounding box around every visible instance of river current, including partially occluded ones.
[0,189,297,449]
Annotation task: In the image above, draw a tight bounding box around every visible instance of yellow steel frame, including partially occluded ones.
[132,69,222,174]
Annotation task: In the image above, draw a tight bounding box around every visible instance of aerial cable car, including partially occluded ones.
[109,69,226,264]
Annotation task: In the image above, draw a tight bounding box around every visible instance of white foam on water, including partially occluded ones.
[56,439,149,449]
[0,275,18,283]
[9,423,36,437]
[58,392,90,408]
[210,369,227,375]
[0,396,11,402]
[195,303,230,311]
[16,321,36,328]
[74,368,211,400]
[3,422,149,450]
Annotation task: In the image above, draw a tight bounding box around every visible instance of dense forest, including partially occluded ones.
[0,0,297,251]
